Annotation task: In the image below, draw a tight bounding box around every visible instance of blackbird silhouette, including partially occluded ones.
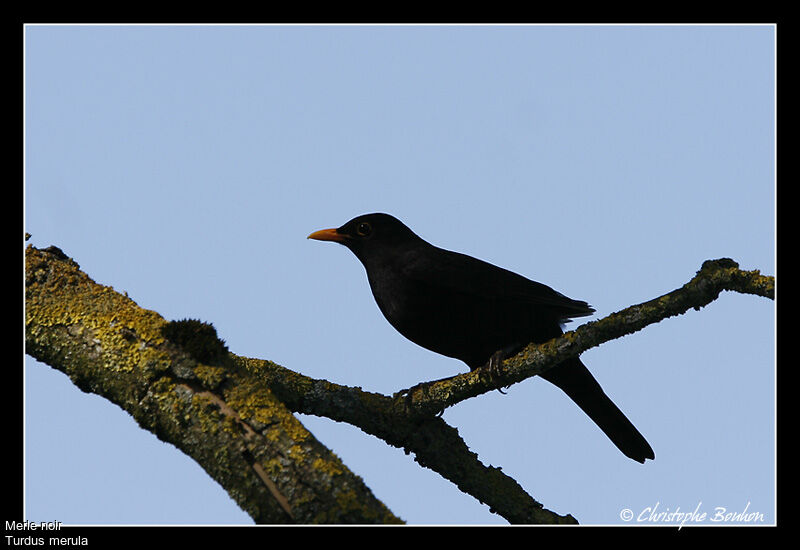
[308,213,654,463]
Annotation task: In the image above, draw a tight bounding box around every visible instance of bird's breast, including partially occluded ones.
[364,263,518,366]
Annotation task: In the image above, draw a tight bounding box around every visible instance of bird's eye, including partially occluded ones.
[356,222,372,237]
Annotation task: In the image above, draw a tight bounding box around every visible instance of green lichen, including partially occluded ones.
[311,457,344,478]
[194,364,228,389]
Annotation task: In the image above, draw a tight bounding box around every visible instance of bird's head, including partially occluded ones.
[308,213,422,264]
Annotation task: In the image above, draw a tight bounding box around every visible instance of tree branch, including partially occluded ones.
[25,243,773,525]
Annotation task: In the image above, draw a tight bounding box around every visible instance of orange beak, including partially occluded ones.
[307,228,348,243]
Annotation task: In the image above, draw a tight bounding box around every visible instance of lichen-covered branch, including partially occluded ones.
[25,244,401,525]
[26,243,773,526]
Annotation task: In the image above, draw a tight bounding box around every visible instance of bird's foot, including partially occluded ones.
[482,350,511,394]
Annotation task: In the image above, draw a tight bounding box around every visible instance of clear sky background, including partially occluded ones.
[24,24,775,526]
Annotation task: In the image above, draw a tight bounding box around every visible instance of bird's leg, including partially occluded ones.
[486,350,506,377]
[481,348,516,394]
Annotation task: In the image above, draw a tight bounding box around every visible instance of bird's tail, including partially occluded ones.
[540,357,655,463]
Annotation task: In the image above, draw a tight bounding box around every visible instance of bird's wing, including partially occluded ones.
[402,246,595,321]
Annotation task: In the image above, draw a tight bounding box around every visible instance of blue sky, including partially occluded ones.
[24,24,775,525]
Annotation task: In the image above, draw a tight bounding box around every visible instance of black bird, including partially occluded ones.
[308,213,654,463]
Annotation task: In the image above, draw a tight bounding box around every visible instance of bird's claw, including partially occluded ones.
[483,350,511,394]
